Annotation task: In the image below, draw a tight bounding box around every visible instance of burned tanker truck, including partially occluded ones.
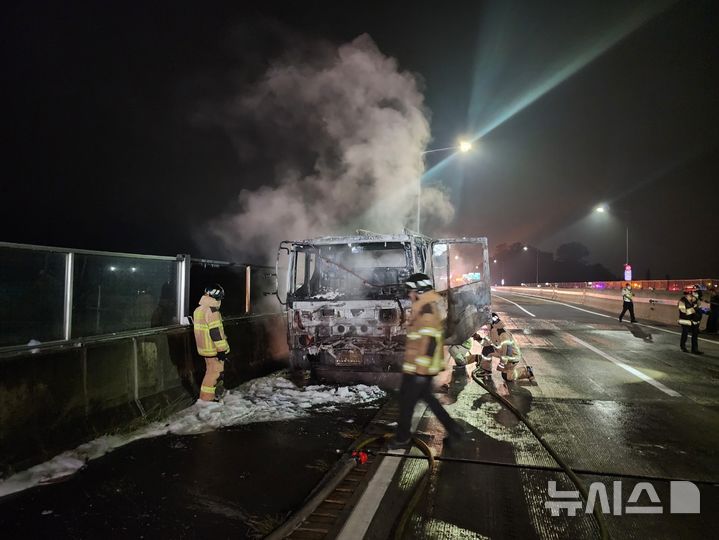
[274,231,491,385]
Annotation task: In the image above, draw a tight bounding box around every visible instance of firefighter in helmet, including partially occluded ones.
[193,284,231,403]
[486,312,534,381]
[389,273,463,449]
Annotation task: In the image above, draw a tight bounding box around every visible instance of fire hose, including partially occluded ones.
[470,370,611,540]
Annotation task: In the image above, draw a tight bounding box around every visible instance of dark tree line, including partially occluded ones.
[491,242,616,285]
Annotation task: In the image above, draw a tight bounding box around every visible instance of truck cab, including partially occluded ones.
[275,231,490,385]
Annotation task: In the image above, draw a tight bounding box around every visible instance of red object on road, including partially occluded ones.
[351,451,368,464]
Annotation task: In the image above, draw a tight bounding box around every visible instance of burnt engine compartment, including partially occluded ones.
[288,299,410,371]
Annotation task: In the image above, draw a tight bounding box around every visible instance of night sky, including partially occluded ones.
[3,0,718,278]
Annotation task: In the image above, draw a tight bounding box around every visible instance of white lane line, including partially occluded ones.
[502,290,719,346]
[493,293,536,317]
[337,404,427,540]
[502,290,614,319]
[568,334,682,397]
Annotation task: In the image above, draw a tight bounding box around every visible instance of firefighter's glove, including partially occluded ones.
[216,351,227,361]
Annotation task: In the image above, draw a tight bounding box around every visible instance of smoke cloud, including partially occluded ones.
[198,34,454,262]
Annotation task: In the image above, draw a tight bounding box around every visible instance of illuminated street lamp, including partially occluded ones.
[594,204,630,269]
[417,139,474,232]
[523,245,539,284]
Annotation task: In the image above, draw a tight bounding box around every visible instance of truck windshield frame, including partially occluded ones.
[289,242,412,301]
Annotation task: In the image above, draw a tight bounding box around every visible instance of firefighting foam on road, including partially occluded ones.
[0,373,384,499]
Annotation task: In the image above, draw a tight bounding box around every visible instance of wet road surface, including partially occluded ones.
[2,291,719,539]
[0,403,383,539]
[369,291,719,539]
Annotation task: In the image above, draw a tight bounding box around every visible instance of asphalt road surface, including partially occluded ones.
[370,291,719,539]
[1,291,718,539]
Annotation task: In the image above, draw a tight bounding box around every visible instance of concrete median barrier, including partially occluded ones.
[494,286,688,327]
[0,314,288,476]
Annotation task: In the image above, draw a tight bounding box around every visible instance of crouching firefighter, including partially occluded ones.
[489,313,534,381]
[389,273,463,449]
[473,325,496,376]
[193,284,231,403]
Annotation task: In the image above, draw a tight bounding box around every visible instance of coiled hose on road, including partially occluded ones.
[266,434,389,540]
[268,372,612,540]
[470,370,611,540]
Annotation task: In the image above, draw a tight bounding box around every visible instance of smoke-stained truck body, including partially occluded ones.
[275,232,491,385]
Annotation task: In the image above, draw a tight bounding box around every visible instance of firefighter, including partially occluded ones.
[619,283,637,323]
[193,284,231,403]
[678,286,702,354]
[388,273,463,449]
[473,325,495,375]
[488,313,534,381]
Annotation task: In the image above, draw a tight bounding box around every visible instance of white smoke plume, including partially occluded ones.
[200,34,454,262]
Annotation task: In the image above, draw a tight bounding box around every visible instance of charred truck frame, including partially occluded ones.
[274,232,491,385]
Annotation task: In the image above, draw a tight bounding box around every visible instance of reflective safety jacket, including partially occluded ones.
[492,327,522,364]
[193,295,230,357]
[403,290,445,376]
[622,287,634,302]
[678,296,699,326]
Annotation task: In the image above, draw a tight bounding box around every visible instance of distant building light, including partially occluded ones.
[109,266,117,271]
[130,267,137,272]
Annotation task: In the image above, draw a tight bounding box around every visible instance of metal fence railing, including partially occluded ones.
[0,242,276,350]
[516,279,717,292]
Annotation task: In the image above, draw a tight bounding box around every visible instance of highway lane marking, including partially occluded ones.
[493,294,536,317]
[568,334,682,398]
[499,290,719,347]
[337,404,427,540]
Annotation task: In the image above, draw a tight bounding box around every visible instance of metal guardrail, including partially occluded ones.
[0,241,277,352]
[514,278,717,292]
[0,311,287,360]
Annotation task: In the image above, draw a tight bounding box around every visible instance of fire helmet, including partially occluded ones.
[205,284,225,300]
[406,273,433,292]
[490,312,502,325]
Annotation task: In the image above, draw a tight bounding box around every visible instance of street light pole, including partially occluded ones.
[417,140,473,233]
[625,224,629,265]
[595,204,630,266]
[522,245,540,284]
